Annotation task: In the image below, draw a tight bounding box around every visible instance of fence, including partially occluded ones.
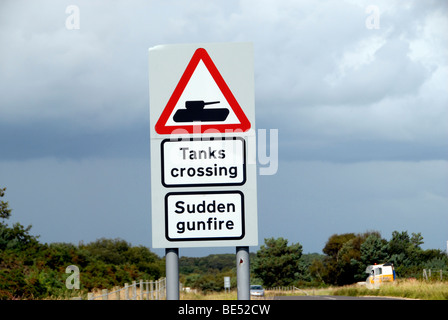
[422,269,448,281]
[266,286,309,296]
[87,278,166,300]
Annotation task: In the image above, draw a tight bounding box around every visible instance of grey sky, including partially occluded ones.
[0,0,447,256]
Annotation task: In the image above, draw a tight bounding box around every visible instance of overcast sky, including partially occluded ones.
[1,0,447,257]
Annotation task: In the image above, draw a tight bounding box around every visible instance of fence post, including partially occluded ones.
[154,280,157,300]
[144,280,147,300]
[132,280,137,300]
[102,289,108,300]
[116,286,120,300]
[140,280,144,300]
[125,283,129,300]
[159,278,162,299]
[151,280,154,300]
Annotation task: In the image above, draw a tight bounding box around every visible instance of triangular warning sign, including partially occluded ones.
[155,48,251,134]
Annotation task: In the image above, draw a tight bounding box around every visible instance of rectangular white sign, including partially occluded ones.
[149,42,258,248]
[162,138,246,187]
[165,191,244,241]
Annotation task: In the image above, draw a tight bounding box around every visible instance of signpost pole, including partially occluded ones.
[236,246,250,300]
[165,248,179,300]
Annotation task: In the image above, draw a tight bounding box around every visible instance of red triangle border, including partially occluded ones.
[155,48,251,134]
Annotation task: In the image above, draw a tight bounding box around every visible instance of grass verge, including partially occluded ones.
[332,279,448,300]
[180,280,448,300]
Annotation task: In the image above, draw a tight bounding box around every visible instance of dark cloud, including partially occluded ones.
[0,120,150,160]
[0,0,447,254]
[279,138,448,163]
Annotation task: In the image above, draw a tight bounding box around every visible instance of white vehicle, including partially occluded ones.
[365,263,395,289]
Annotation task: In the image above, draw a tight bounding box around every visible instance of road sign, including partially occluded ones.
[149,42,257,249]
[224,276,231,290]
[161,137,246,187]
[165,191,244,241]
[155,47,251,135]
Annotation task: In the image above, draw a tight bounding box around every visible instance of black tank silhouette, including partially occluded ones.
[173,100,229,122]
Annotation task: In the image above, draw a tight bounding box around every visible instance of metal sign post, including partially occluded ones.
[236,246,250,300]
[165,248,179,300]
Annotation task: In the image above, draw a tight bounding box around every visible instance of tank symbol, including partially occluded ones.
[173,100,229,123]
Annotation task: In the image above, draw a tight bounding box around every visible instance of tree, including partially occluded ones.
[321,233,356,285]
[82,238,131,265]
[388,231,411,256]
[410,232,424,248]
[320,231,387,285]
[386,230,425,274]
[335,236,364,285]
[322,233,356,260]
[0,187,12,220]
[0,222,40,251]
[0,187,40,252]
[360,233,388,265]
[253,237,303,287]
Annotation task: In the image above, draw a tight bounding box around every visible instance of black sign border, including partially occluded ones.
[161,137,247,188]
[165,190,245,242]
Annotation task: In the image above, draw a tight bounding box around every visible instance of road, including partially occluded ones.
[272,295,405,300]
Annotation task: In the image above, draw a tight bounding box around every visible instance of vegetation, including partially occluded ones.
[178,233,447,294]
[332,279,448,300]
[253,237,304,287]
[0,188,164,299]
[179,254,238,293]
[179,279,448,300]
[313,230,448,286]
[1,186,447,299]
